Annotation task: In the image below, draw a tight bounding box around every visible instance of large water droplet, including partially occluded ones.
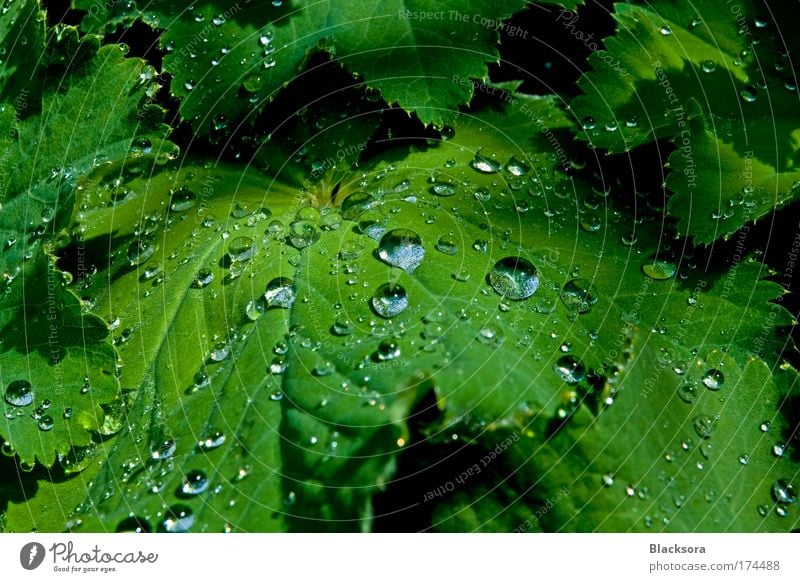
[169,188,197,212]
[560,278,598,313]
[38,415,54,431]
[470,151,501,174]
[4,380,33,407]
[179,470,209,497]
[377,229,425,273]
[702,369,725,390]
[127,238,155,266]
[554,355,586,384]
[197,429,226,451]
[376,339,401,361]
[341,191,376,220]
[771,479,797,505]
[159,505,194,533]
[642,255,677,280]
[371,283,409,318]
[264,277,296,309]
[288,220,320,249]
[228,236,255,262]
[487,257,539,300]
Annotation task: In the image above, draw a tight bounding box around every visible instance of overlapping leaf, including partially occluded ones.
[571,0,800,244]
[73,0,527,131]
[0,10,172,466]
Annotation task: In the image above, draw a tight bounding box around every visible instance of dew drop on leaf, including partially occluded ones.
[151,439,176,461]
[169,187,197,212]
[554,355,586,384]
[127,238,155,266]
[371,283,409,318]
[376,339,401,361]
[264,277,297,309]
[197,429,226,451]
[435,235,459,255]
[228,236,255,262]
[487,257,539,300]
[377,229,425,273]
[642,256,677,280]
[159,505,194,533]
[37,415,54,431]
[4,380,33,407]
[771,479,797,505]
[692,415,716,439]
[701,369,725,390]
[560,278,598,313]
[341,191,376,220]
[470,150,501,174]
[180,470,209,497]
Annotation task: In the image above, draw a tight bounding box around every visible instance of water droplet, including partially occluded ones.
[692,415,716,439]
[197,429,226,451]
[476,323,504,348]
[159,505,194,533]
[505,156,530,177]
[269,356,287,375]
[228,236,255,262]
[741,86,758,102]
[435,235,459,255]
[702,369,725,390]
[560,278,598,313]
[377,229,425,273]
[376,339,401,361]
[431,177,457,197]
[371,283,409,318]
[192,268,214,288]
[581,116,596,130]
[773,443,786,458]
[487,257,539,300]
[169,188,197,212]
[264,277,297,309]
[470,151,501,174]
[288,220,320,249]
[340,191,376,220]
[127,237,155,266]
[677,383,697,404]
[771,479,797,505]
[701,59,717,73]
[151,439,176,460]
[208,342,230,362]
[331,318,354,336]
[38,415,54,431]
[642,256,677,280]
[554,355,586,384]
[4,380,33,407]
[179,470,209,497]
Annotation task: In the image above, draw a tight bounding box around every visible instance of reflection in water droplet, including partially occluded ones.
[264,277,297,309]
[376,339,401,361]
[228,236,255,262]
[702,369,725,390]
[505,156,530,176]
[470,151,501,174]
[377,229,425,273]
[127,238,155,266]
[159,505,194,533]
[435,235,458,255]
[692,415,715,439]
[180,470,209,497]
[197,429,226,451]
[476,324,504,348]
[192,269,214,288]
[38,415,54,431]
[371,283,409,318]
[151,439,176,460]
[554,355,586,384]
[4,380,33,407]
[169,188,197,212]
[487,257,539,300]
[642,256,677,280]
[677,383,697,404]
[560,278,598,314]
[771,479,797,505]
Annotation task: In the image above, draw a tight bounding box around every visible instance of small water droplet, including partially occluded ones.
[470,150,501,174]
[159,505,194,533]
[197,429,226,451]
[692,415,716,439]
[179,470,209,497]
[38,415,54,431]
[228,236,255,262]
[376,339,401,361]
[169,188,197,212]
[560,278,598,314]
[642,255,677,280]
[771,479,797,505]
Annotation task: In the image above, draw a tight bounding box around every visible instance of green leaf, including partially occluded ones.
[570,0,800,244]
[5,93,796,532]
[74,0,527,131]
[0,39,173,467]
[0,0,46,104]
